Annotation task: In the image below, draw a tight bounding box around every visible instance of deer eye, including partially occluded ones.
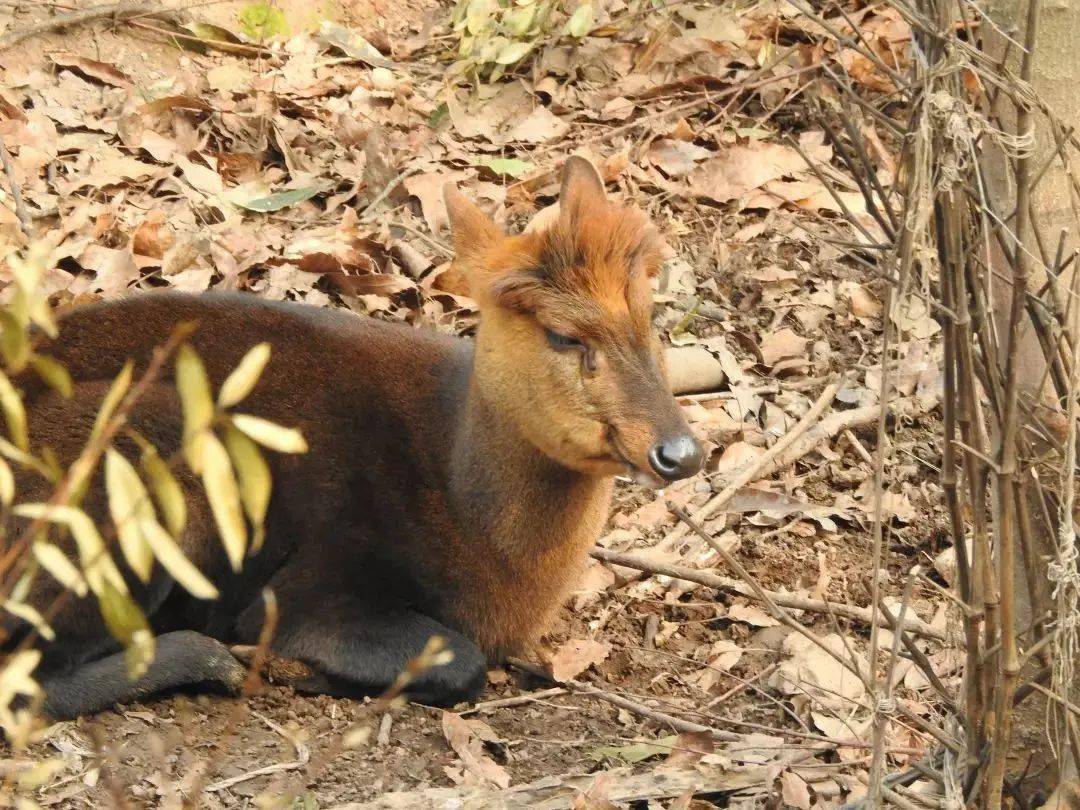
[545,328,585,351]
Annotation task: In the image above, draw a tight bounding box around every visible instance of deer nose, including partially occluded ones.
[647,435,704,481]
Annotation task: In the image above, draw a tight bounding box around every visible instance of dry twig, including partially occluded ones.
[0,1,158,50]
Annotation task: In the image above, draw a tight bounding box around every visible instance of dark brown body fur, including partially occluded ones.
[13,292,611,716]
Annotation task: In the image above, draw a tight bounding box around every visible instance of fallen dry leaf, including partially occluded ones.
[508,105,569,144]
[774,633,866,710]
[760,328,808,367]
[648,139,713,177]
[405,171,471,234]
[781,770,812,810]
[666,345,725,394]
[549,638,612,682]
[687,136,832,204]
[50,53,132,88]
[441,712,511,789]
[727,603,779,628]
[663,731,714,769]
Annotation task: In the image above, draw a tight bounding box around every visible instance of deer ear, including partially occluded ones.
[443,183,500,258]
[560,156,606,221]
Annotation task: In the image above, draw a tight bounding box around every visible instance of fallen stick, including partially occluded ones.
[127,19,275,57]
[660,390,934,550]
[505,657,741,742]
[661,378,842,549]
[571,681,740,741]
[205,711,310,792]
[326,764,764,809]
[0,133,31,236]
[0,2,159,50]
[462,687,569,715]
[589,547,946,641]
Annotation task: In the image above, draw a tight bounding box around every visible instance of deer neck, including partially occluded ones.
[447,335,613,559]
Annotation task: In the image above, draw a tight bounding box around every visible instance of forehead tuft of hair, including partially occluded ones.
[533,201,662,297]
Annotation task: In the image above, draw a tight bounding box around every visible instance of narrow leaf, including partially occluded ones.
[224,425,270,552]
[105,449,155,582]
[89,361,133,444]
[4,601,55,641]
[139,517,218,599]
[0,456,14,506]
[198,433,247,571]
[228,185,324,213]
[15,504,128,596]
[0,309,30,372]
[0,436,48,474]
[218,343,271,408]
[0,369,28,451]
[231,414,308,454]
[176,345,214,473]
[140,445,187,539]
[96,579,154,679]
[32,541,87,597]
[0,650,42,700]
[29,354,73,399]
[474,156,535,178]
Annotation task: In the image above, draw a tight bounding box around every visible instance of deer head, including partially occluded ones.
[444,157,703,486]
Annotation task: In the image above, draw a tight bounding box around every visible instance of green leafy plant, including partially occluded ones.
[238,2,289,41]
[449,0,594,81]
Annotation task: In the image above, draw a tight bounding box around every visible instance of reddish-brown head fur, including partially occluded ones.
[444,157,703,485]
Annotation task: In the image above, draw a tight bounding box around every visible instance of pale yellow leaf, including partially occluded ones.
[0,650,42,701]
[29,354,73,399]
[105,449,155,582]
[218,343,271,408]
[231,414,307,454]
[96,579,153,679]
[176,345,214,472]
[0,369,28,452]
[0,436,46,472]
[15,504,128,596]
[139,517,218,599]
[3,601,55,641]
[31,541,87,597]
[0,456,14,506]
[89,361,133,444]
[198,433,246,571]
[140,445,187,539]
[224,425,270,553]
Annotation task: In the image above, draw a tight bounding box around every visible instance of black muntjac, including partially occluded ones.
[7,157,704,719]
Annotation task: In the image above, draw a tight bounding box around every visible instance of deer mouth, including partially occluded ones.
[609,432,667,489]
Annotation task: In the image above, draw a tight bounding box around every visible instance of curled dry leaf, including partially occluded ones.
[781,770,812,810]
[687,137,832,204]
[549,638,612,682]
[648,139,713,177]
[49,54,132,89]
[774,633,866,711]
[666,345,726,395]
[441,712,511,789]
[663,731,714,769]
[727,603,779,628]
[760,328,808,367]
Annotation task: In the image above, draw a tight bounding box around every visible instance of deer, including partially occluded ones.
[6,157,704,719]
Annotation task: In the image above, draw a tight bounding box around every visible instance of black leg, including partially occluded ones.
[40,631,245,720]
[239,598,487,707]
